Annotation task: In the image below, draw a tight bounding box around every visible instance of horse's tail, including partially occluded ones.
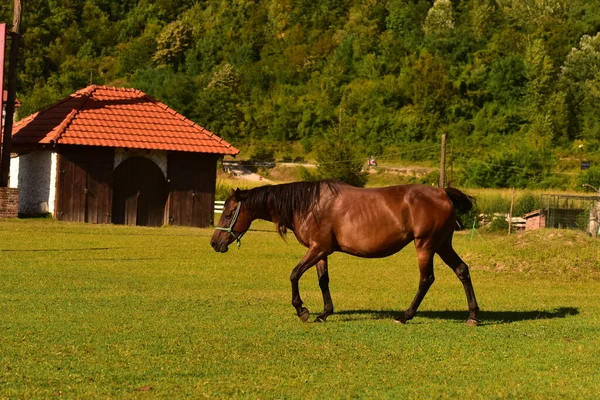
[444,187,474,214]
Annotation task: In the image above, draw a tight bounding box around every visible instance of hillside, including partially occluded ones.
[2,0,600,189]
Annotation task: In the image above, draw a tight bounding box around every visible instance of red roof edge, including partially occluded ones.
[143,94,239,154]
[50,109,79,143]
[15,85,96,128]
[52,86,95,143]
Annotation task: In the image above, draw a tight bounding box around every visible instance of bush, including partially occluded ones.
[250,144,275,163]
[215,182,233,201]
[486,215,509,232]
[418,171,439,186]
[514,193,540,216]
[580,166,600,191]
[462,147,556,188]
[311,129,368,187]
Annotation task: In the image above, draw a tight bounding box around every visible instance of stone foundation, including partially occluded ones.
[0,187,19,218]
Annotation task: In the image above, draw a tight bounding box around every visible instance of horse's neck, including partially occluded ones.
[248,201,273,223]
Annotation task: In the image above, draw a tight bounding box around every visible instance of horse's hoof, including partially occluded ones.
[466,318,479,326]
[394,312,411,324]
[298,308,310,322]
[314,316,327,323]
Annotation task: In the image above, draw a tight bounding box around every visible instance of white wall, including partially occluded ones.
[10,150,58,215]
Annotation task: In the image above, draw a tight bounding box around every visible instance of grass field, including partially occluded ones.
[1,219,600,398]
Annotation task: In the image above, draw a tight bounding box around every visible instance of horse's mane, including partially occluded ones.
[244,180,341,237]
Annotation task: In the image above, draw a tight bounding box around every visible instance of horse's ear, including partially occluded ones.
[234,188,248,201]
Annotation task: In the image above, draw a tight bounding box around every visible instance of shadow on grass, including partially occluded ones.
[336,307,579,325]
[0,247,127,252]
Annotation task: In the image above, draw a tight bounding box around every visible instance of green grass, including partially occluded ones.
[1,219,600,398]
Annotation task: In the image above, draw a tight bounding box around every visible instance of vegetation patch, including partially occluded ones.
[1,219,600,398]
[462,229,600,279]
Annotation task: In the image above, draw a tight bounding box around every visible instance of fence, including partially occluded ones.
[540,194,600,235]
[214,200,225,213]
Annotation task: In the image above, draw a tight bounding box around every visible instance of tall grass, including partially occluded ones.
[1,219,600,398]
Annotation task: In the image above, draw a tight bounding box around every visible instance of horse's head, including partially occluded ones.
[210,189,252,252]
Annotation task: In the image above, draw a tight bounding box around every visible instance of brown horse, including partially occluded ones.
[210,181,479,325]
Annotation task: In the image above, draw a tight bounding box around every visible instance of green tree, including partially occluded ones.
[423,0,455,37]
[561,32,600,141]
[310,122,368,187]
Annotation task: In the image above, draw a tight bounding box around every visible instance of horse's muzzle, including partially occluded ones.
[210,239,229,253]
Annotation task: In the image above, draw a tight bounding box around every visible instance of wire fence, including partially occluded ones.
[540,194,600,235]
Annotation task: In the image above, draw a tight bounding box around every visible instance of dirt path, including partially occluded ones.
[222,162,273,183]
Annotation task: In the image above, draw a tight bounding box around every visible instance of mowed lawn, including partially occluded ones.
[1,219,600,399]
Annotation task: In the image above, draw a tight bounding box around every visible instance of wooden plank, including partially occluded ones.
[57,146,114,224]
[167,152,217,227]
[72,162,86,222]
[96,155,113,224]
[167,152,193,226]
[86,173,98,223]
[124,162,137,226]
[136,159,166,227]
[0,24,5,148]
[86,148,113,224]
[55,154,69,221]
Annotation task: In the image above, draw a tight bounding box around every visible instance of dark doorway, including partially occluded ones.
[111,157,167,227]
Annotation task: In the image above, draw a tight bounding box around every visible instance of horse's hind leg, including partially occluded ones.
[315,257,334,322]
[397,245,435,324]
[437,237,480,325]
[290,247,328,322]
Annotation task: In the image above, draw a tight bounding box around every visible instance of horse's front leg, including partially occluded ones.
[290,247,327,322]
[315,257,333,322]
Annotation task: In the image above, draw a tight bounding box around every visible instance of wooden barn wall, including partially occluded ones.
[56,146,114,224]
[168,152,218,228]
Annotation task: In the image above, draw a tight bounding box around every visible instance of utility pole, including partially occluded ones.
[0,24,6,148]
[439,133,446,188]
[508,187,515,235]
[0,0,22,187]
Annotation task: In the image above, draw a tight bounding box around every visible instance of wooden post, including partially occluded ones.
[0,0,22,188]
[439,133,446,188]
[448,146,453,187]
[508,187,515,235]
[0,24,6,146]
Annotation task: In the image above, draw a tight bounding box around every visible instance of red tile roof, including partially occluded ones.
[11,85,239,155]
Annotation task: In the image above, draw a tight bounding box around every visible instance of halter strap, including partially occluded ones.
[214,201,246,248]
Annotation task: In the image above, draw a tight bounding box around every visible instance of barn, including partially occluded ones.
[9,85,239,227]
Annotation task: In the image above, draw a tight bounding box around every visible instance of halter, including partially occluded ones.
[214,201,246,248]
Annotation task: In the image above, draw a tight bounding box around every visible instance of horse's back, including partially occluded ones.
[327,184,455,257]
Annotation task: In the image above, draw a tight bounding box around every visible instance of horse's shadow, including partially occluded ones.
[335,307,579,325]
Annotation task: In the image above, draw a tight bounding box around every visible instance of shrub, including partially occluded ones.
[311,129,368,187]
[250,144,275,163]
[462,147,556,188]
[215,182,233,201]
[486,215,509,232]
[580,166,600,191]
[514,193,540,216]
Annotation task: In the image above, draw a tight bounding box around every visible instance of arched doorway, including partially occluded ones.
[111,157,167,226]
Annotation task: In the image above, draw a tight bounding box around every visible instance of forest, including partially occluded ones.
[2,0,600,189]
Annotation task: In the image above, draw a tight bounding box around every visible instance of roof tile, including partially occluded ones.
[11,85,239,155]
